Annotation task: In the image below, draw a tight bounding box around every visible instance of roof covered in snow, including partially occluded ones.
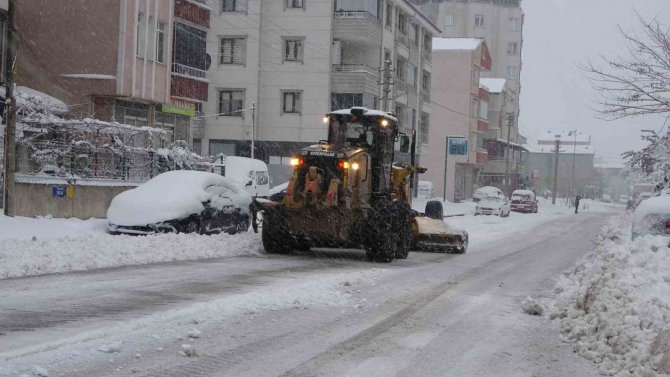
[329,107,398,122]
[523,142,595,155]
[432,38,483,51]
[479,78,507,93]
[536,130,592,145]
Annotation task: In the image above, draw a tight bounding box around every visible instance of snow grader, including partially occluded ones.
[250,107,468,262]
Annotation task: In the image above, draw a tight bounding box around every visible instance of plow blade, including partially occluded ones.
[413,216,468,253]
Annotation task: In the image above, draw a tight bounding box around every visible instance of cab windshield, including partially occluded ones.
[328,116,371,148]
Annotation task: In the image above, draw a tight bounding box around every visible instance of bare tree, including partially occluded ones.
[583,16,670,120]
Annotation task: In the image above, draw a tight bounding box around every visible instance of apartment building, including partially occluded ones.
[202,0,439,164]
[478,77,527,190]
[14,0,204,143]
[417,0,523,141]
[424,38,491,201]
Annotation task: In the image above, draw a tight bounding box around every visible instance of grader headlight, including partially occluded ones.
[351,162,360,171]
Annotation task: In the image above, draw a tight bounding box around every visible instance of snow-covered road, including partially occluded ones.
[0,211,614,377]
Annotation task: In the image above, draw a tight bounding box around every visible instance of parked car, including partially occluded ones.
[107,171,252,235]
[473,186,505,202]
[475,196,511,217]
[619,194,629,204]
[634,192,654,209]
[417,181,435,199]
[510,189,538,213]
[602,193,612,203]
[632,196,670,242]
[211,156,270,197]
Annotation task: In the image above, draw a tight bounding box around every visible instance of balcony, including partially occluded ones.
[395,33,408,47]
[331,64,380,95]
[175,0,211,28]
[172,63,207,81]
[476,149,489,165]
[171,75,208,102]
[477,119,489,132]
[333,11,381,43]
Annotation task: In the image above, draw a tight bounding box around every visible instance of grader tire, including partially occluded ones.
[364,200,398,263]
[395,202,412,260]
[262,211,293,255]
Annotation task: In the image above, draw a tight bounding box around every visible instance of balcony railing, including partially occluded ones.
[334,10,381,24]
[172,63,207,80]
[332,64,379,77]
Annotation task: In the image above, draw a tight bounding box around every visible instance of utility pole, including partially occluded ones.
[552,137,560,205]
[250,101,255,160]
[380,59,393,112]
[569,130,578,205]
[504,112,514,192]
[3,0,16,216]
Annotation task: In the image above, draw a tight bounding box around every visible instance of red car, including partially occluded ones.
[510,190,538,213]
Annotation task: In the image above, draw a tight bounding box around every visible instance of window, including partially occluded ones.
[479,100,488,120]
[396,57,406,83]
[222,0,247,12]
[192,138,202,156]
[218,90,245,116]
[472,65,480,86]
[409,24,419,45]
[471,97,479,119]
[395,103,406,129]
[286,0,304,8]
[444,12,454,27]
[474,14,485,28]
[506,65,519,80]
[155,22,166,63]
[397,12,407,35]
[282,90,302,114]
[220,37,246,65]
[284,38,304,62]
[509,17,521,31]
[136,13,145,56]
[421,71,431,98]
[423,33,432,59]
[209,140,237,157]
[331,93,377,110]
[507,42,518,56]
[173,22,208,73]
[419,112,430,144]
[385,3,392,27]
[407,64,418,89]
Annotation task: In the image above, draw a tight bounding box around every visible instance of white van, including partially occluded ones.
[212,156,270,197]
[418,181,434,199]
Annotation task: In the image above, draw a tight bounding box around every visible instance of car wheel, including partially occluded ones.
[184,218,201,234]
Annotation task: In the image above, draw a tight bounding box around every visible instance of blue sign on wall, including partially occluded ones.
[448,137,468,156]
[52,186,66,198]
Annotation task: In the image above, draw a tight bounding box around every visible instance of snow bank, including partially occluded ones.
[0,214,107,241]
[552,213,670,376]
[0,232,263,279]
[107,171,251,226]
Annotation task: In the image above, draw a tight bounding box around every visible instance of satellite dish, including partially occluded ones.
[205,54,212,70]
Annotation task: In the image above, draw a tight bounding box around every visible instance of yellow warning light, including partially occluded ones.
[323,116,329,124]
[290,158,301,166]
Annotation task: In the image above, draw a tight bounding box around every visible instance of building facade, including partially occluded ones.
[202,0,439,165]
[427,0,523,140]
[424,38,491,201]
[14,0,200,144]
[478,77,527,191]
[524,132,596,197]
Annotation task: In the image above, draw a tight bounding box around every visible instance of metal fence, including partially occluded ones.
[14,120,210,183]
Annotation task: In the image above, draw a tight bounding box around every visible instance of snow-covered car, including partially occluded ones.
[601,193,612,203]
[475,196,511,217]
[632,196,670,241]
[634,192,653,208]
[473,186,504,202]
[107,171,252,235]
[417,181,435,199]
[510,189,538,213]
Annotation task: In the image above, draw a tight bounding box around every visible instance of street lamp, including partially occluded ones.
[568,130,579,205]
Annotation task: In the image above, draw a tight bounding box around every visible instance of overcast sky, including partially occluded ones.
[519,0,669,166]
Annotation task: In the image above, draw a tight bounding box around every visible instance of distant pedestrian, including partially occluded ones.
[575,194,581,214]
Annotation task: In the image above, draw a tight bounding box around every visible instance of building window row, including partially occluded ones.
[217,37,306,65]
[446,13,520,32]
[217,89,307,116]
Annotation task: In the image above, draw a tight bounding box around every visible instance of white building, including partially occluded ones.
[199,0,440,164]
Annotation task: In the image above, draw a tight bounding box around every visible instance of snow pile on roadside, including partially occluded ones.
[0,213,107,241]
[0,232,263,279]
[552,213,670,376]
